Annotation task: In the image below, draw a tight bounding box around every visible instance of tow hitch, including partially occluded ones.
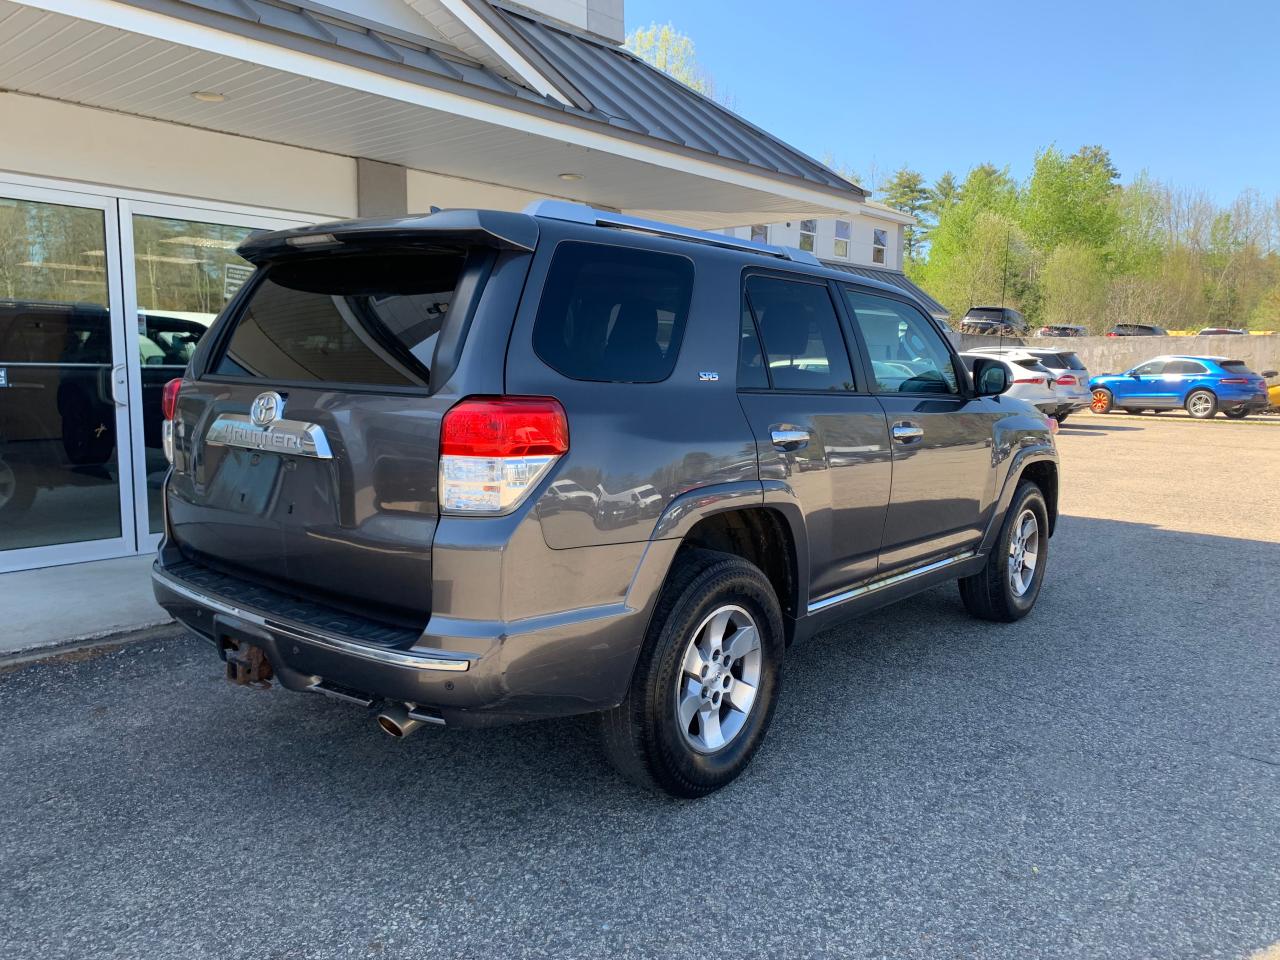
[223,639,274,688]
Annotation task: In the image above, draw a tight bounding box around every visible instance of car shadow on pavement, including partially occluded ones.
[2,515,1278,959]
[1057,421,1144,433]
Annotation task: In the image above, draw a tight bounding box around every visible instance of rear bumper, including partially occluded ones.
[1224,395,1270,413]
[152,558,649,727]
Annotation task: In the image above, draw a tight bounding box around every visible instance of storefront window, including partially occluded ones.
[131,215,256,532]
[0,196,121,552]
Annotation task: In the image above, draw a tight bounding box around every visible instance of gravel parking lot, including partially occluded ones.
[3,415,1278,960]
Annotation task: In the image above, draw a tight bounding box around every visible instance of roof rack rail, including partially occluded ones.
[523,200,821,265]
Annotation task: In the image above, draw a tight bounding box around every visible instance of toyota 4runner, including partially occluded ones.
[152,201,1059,797]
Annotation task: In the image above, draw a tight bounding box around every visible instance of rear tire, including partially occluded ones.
[1223,408,1248,420]
[1089,389,1113,414]
[959,481,1049,623]
[599,549,784,798]
[1185,389,1218,419]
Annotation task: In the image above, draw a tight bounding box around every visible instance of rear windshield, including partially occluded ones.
[1220,361,1253,374]
[533,242,693,383]
[966,308,1004,321]
[212,251,465,387]
[1037,351,1086,370]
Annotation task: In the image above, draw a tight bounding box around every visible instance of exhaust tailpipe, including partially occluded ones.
[375,703,423,739]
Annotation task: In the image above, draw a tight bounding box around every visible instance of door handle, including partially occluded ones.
[891,422,924,444]
[109,363,128,407]
[770,428,810,451]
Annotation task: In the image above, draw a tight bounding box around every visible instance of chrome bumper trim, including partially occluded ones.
[152,567,472,672]
[807,551,977,614]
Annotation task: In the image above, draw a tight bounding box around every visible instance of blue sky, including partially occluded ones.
[624,0,1280,203]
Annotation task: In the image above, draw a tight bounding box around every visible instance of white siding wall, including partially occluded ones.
[726,212,905,270]
[0,93,356,218]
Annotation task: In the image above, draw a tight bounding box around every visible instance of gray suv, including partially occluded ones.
[152,201,1058,797]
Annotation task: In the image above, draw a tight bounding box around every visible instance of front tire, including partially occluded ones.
[1185,389,1218,419]
[1089,389,1113,414]
[958,481,1049,623]
[599,549,783,798]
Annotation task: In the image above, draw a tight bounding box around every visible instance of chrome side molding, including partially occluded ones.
[807,551,977,614]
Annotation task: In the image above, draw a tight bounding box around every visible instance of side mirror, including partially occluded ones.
[1129,370,1141,378]
[1262,370,1279,379]
[971,357,1009,396]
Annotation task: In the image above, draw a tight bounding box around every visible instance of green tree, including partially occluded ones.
[1020,145,1120,253]
[879,167,931,262]
[927,171,961,219]
[1041,243,1108,330]
[625,22,718,99]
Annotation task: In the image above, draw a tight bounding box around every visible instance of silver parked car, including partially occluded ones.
[969,346,1092,422]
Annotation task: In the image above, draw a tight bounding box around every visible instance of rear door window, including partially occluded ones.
[213,251,466,387]
[743,275,854,391]
[532,242,694,383]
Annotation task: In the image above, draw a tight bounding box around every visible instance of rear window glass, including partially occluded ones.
[745,275,854,392]
[1220,361,1252,374]
[532,242,693,383]
[1059,351,1086,370]
[213,252,465,387]
[966,308,1003,321]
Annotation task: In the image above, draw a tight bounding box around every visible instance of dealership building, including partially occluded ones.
[0,0,926,578]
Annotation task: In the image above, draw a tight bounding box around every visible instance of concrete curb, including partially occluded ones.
[0,620,183,671]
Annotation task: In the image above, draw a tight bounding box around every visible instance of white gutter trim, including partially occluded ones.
[430,0,573,106]
[15,0,864,216]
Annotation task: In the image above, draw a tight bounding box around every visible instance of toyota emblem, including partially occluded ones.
[249,391,284,427]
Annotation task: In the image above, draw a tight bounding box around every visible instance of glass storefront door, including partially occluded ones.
[0,184,133,572]
[0,178,308,571]
[119,200,303,551]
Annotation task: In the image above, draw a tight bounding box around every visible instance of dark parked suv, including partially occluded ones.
[152,202,1059,797]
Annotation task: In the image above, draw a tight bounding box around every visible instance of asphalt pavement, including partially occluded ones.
[3,415,1278,959]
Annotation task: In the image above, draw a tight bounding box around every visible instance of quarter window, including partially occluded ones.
[798,219,817,253]
[532,242,694,383]
[743,275,854,392]
[833,220,851,259]
[872,228,887,265]
[750,224,769,243]
[843,289,959,394]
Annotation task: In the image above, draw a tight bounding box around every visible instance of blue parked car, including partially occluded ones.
[1089,355,1270,420]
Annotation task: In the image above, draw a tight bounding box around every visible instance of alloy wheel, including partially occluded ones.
[674,604,762,754]
[1007,508,1040,598]
[1090,390,1111,413]
[1188,393,1214,418]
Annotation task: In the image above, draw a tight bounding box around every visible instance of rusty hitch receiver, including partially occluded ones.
[223,640,274,688]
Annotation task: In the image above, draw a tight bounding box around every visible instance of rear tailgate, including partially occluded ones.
[166,222,531,625]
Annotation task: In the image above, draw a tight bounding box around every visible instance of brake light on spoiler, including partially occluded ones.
[439,397,568,515]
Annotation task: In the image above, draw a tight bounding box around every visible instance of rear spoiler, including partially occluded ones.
[237,209,539,264]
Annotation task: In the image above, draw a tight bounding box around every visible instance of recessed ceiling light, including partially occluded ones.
[557,172,584,182]
[192,91,226,103]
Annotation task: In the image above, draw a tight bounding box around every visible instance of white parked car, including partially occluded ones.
[959,351,1059,415]
[968,346,1093,422]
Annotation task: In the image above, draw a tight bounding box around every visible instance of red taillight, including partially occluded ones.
[1055,375,1077,386]
[1013,377,1046,385]
[1106,332,1118,337]
[1220,377,1249,384]
[162,378,184,420]
[441,397,568,457]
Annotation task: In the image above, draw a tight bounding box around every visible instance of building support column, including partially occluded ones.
[356,158,408,217]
